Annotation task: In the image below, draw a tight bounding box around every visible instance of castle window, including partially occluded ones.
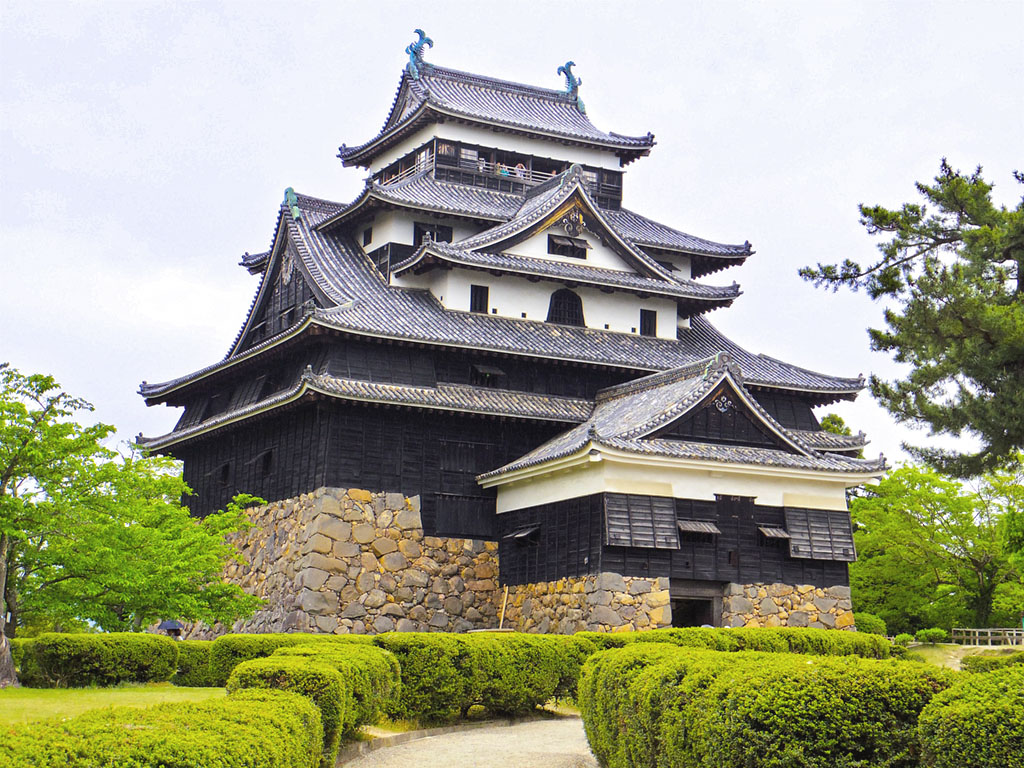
[640,309,657,337]
[218,463,231,487]
[470,284,489,314]
[362,227,372,246]
[546,289,585,326]
[414,222,453,245]
[548,234,590,259]
[260,450,274,477]
[471,363,506,388]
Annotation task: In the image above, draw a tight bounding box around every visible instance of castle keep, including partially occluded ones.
[140,34,882,634]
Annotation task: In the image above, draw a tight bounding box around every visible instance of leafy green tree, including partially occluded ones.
[819,413,864,458]
[850,462,1024,634]
[801,161,1024,477]
[0,364,261,687]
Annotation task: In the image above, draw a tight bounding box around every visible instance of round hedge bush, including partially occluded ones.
[918,666,1024,768]
[852,612,887,636]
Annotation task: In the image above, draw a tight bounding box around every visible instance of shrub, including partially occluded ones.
[227,656,346,768]
[579,643,953,768]
[550,633,598,699]
[894,632,915,647]
[274,643,401,732]
[960,650,1024,673]
[574,631,636,650]
[690,654,953,768]
[372,632,474,723]
[918,666,1024,768]
[170,640,216,687]
[0,688,322,767]
[463,633,566,715]
[622,626,890,659]
[916,627,948,644]
[853,611,888,635]
[27,632,178,687]
[208,632,371,685]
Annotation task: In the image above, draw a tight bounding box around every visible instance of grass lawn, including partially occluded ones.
[909,642,1020,670]
[0,683,225,727]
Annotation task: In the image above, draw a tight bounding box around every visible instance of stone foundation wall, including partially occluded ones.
[502,573,673,633]
[188,487,502,638]
[721,583,854,629]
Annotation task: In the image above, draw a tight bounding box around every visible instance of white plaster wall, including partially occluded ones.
[405,268,676,338]
[507,229,633,272]
[492,454,854,513]
[656,254,692,280]
[364,211,484,252]
[368,122,627,175]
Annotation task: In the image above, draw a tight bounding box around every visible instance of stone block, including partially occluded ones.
[299,553,343,573]
[372,616,396,633]
[759,597,780,615]
[325,575,348,591]
[788,611,809,627]
[826,585,852,600]
[364,589,387,609]
[296,568,330,591]
[628,580,652,595]
[444,596,464,615]
[835,611,855,629]
[416,556,441,576]
[763,614,782,627]
[385,492,405,510]
[300,590,335,615]
[727,596,754,614]
[398,539,422,558]
[393,587,413,602]
[767,583,794,598]
[349,489,373,503]
[372,537,398,556]
[378,573,397,592]
[424,593,443,610]
[818,612,836,628]
[586,590,612,606]
[302,533,334,555]
[428,612,450,628]
[315,616,339,633]
[596,572,627,593]
[396,618,418,632]
[356,572,376,592]
[376,510,393,529]
[646,590,670,608]
[381,552,409,571]
[353,524,375,544]
[310,517,351,542]
[360,553,379,571]
[724,582,745,596]
[334,541,360,558]
[408,604,427,621]
[813,596,837,613]
[316,496,341,518]
[590,605,625,627]
[341,603,367,619]
[395,509,422,530]
[401,569,429,588]
[382,603,405,617]
[467,579,496,592]
[648,605,671,626]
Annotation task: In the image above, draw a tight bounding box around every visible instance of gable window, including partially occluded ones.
[362,227,373,247]
[470,284,489,314]
[640,309,657,337]
[414,222,453,245]
[546,289,585,327]
[471,363,507,388]
[548,234,590,259]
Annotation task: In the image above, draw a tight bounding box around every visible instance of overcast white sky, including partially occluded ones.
[1,1,1021,465]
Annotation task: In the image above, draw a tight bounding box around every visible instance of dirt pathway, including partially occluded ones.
[341,716,598,768]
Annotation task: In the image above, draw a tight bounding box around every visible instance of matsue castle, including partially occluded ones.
[140,33,884,635]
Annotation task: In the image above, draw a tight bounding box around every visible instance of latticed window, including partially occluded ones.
[546,289,585,326]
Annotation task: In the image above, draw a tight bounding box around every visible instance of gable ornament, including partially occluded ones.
[405,29,433,80]
[559,206,586,238]
[557,61,586,114]
[713,395,734,413]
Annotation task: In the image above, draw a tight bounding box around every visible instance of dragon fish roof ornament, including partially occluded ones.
[557,61,585,114]
[405,29,433,80]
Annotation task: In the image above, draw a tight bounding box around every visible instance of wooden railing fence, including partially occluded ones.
[950,627,1024,646]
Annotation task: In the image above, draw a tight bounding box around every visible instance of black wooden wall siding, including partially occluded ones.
[177,399,565,537]
[240,247,318,352]
[497,493,849,588]
[750,391,821,431]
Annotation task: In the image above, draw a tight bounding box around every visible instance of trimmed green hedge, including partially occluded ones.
[170,640,216,687]
[274,643,401,732]
[369,632,592,723]
[579,643,952,768]
[627,626,891,658]
[25,632,179,687]
[960,650,1024,673]
[0,689,322,767]
[208,632,372,686]
[919,666,1024,768]
[227,657,345,768]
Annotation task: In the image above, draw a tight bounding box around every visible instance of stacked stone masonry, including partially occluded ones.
[189,487,503,637]
[721,582,855,630]
[183,488,857,638]
[503,574,673,634]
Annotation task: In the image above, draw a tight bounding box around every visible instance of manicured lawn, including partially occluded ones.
[910,642,1020,670]
[0,683,225,727]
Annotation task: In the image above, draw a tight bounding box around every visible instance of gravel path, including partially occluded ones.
[341,716,599,768]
